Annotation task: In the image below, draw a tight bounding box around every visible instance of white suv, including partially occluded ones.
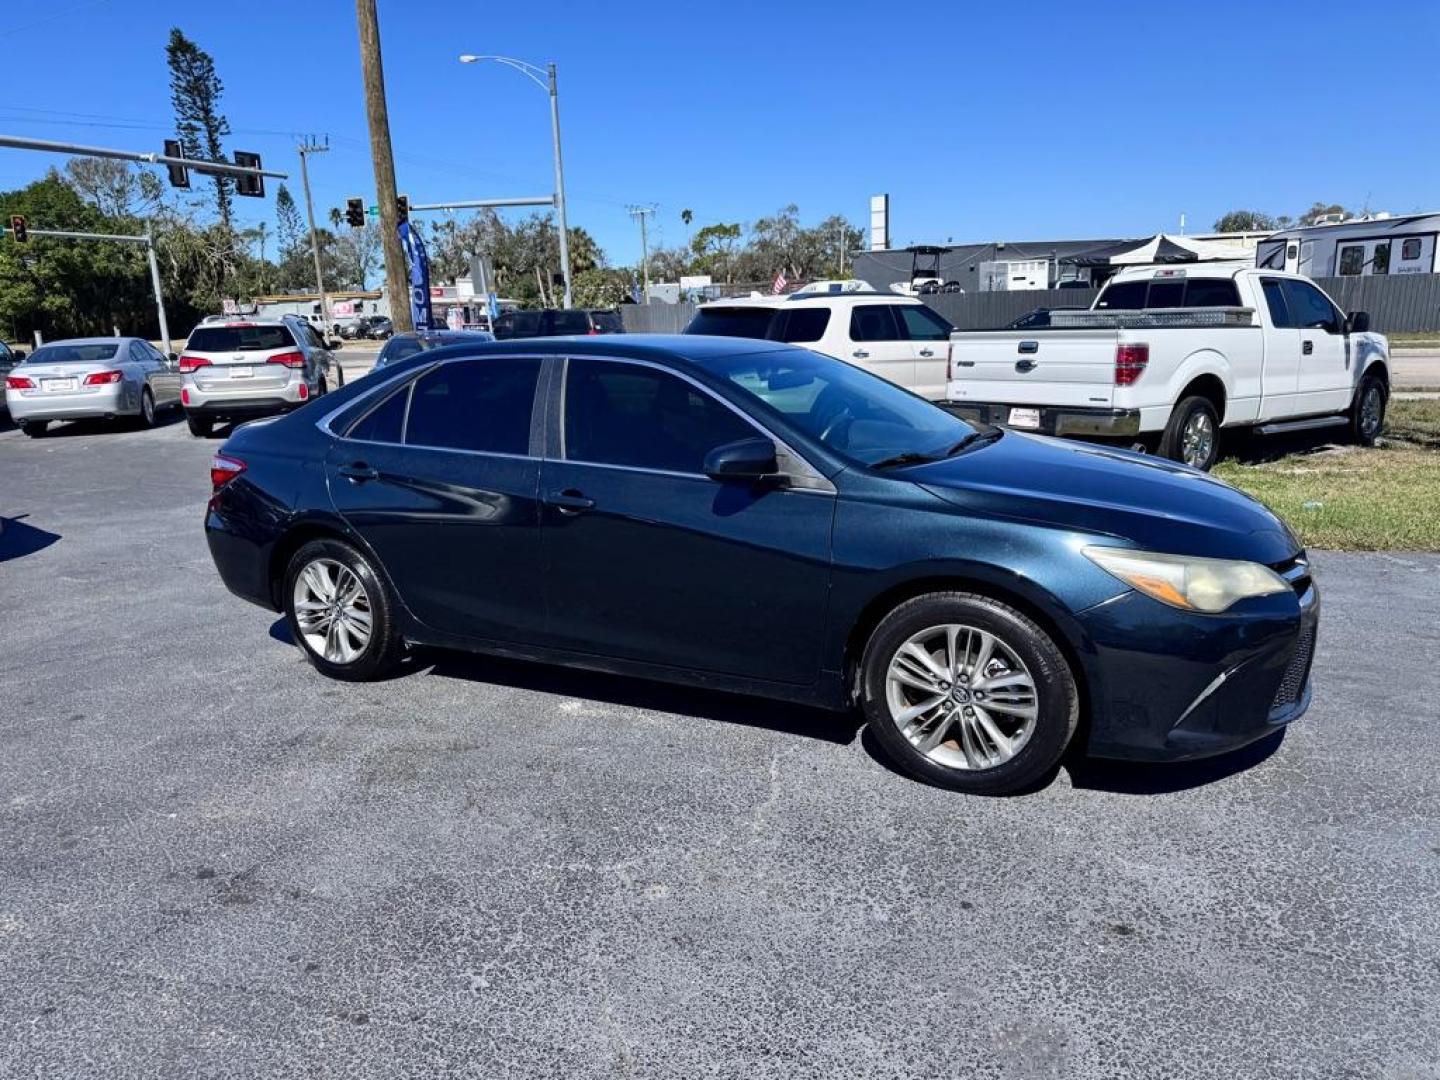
[685,293,954,399]
[178,315,337,437]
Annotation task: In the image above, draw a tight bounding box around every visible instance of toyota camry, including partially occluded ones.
[204,336,1317,795]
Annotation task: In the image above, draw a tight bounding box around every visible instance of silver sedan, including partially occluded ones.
[3,337,181,437]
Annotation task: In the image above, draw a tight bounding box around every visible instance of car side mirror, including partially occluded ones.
[12,350,25,361]
[704,436,779,482]
[1346,311,1370,334]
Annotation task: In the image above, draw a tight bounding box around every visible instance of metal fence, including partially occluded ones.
[618,275,1440,335]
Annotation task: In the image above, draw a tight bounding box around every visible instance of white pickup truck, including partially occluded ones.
[944,264,1391,470]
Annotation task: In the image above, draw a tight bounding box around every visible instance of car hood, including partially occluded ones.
[909,431,1301,564]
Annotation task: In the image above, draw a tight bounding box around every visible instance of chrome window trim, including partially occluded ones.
[556,353,835,493]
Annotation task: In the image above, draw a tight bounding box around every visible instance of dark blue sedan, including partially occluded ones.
[204,335,1317,794]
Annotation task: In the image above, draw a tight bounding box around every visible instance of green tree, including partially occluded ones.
[1213,210,1277,233]
[274,184,304,258]
[690,222,742,281]
[166,28,233,230]
[1299,202,1350,225]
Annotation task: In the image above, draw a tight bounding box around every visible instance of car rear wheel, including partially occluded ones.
[284,538,402,682]
[136,388,156,429]
[861,592,1078,795]
[1350,374,1386,446]
[1161,395,1220,471]
[186,414,213,438]
[21,420,47,438]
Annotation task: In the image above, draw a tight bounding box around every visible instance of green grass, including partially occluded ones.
[1387,332,1440,347]
[1212,399,1440,551]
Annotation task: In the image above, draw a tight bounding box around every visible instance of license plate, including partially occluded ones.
[42,377,77,392]
[1008,407,1041,429]
[229,365,253,379]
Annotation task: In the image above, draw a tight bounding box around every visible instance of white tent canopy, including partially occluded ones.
[1064,233,1251,267]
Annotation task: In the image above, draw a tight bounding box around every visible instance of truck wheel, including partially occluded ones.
[1161,396,1220,471]
[186,414,213,438]
[1350,375,1386,446]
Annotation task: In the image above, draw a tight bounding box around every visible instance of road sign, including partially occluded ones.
[368,205,379,218]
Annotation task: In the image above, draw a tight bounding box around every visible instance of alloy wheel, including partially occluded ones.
[1360,384,1383,439]
[884,624,1039,771]
[292,557,373,664]
[1181,411,1215,468]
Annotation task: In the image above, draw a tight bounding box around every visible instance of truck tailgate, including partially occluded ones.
[947,329,1117,409]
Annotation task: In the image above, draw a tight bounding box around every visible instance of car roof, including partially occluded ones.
[412,333,793,368]
[36,336,133,346]
[699,292,915,309]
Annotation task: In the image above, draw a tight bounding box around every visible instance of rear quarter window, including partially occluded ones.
[774,308,830,343]
[684,308,777,338]
[1094,281,1147,309]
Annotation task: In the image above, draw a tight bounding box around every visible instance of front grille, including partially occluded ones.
[1272,622,1316,711]
[1272,554,1312,597]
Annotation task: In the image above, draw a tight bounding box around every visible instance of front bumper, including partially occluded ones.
[946,400,1142,438]
[1078,566,1319,761]
[4,382,134,423]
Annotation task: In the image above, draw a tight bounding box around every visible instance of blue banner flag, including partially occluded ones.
[397,219,434,330]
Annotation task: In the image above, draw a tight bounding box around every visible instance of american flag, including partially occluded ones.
[771,270,788,295]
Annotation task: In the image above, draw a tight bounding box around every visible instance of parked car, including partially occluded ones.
[946,265,1391,470]
[205,335,1317,796]
[1005,307,1086,329]
[360,316,394,340]
[333,317,368,340]
[686,292,955,399]
[491,308,623,340]
[0,341,24,408]
[4,337,180,437]
[370,329,496,372]
[178,315,337,438]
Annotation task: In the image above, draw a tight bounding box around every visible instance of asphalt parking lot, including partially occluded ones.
[2,411,1439,1079]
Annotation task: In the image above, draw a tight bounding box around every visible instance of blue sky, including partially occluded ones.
[2,0,1437,268]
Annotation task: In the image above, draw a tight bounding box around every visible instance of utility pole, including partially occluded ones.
[355,0,412,332]
[144,222,172,354]
[255,220,268,294]
[628,205,655,301]
[546,63,573,309]
[297,137,332,334]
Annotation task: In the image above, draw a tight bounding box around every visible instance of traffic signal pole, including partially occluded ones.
[297,138,333,339]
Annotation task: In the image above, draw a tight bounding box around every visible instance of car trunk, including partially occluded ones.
[183,325,300,393]
[948,329,1119,408]
[10,344,124,398]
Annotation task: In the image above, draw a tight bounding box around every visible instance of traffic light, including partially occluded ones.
[9,215,27,244]
[345,197,365,228]
[233,151,264,198]
[163,138,190,189]
[396,194,410,222]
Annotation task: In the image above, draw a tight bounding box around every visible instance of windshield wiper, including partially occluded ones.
[870,451,942,470]
[942,427,1003,457]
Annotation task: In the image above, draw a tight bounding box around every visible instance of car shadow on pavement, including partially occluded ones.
[20,408,186,439]
[1065,730,1286,794]
[268,617,861,746]
[0,514,62,562]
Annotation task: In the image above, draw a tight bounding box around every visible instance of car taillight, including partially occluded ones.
[266,350,306,369]
[5,375,34,389]
[1115,343,1149,386]
[210,453,246,492]
[83,370,123,385]
[178,354,211,373]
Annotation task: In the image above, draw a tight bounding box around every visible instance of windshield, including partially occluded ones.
[187,325,296,352]
[695,348,978,467]
[23,343,120,365]
[685,307,777,339]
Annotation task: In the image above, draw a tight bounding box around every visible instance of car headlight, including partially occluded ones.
[1083,547,1290,613]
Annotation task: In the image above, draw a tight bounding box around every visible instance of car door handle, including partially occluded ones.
[1302,340,1314,355]
[338,462,378,482]
[918,348,935,357]
[546,489,595,514]
[852,349,870,359]
[1015,359,1038,373]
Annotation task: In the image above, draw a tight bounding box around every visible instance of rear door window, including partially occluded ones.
[849,305,901,341]
[896,305,952,340]
[187,325,296,352]
[684,307,777,338]
[404,357,541,454]
[1260,279,1293,327]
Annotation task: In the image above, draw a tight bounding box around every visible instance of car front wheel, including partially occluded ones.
[283,538,402,681]
[1350,374,1386,446]
[861,592,1079,795]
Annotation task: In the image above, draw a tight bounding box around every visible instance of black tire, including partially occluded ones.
[1160,395,1221,471]
[317,375,329,397]
[860,592,1079,795]
[186,414,213,438]
[21,420,47,438]
[283,537,402,682]
[1350,373,1386,446]
[135,388,157,429]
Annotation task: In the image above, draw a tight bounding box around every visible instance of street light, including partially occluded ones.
[458,54,572,309]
